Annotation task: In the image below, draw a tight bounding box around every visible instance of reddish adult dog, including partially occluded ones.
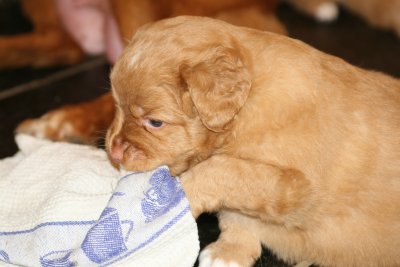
[0,0,284,69]
[104,17,400,267]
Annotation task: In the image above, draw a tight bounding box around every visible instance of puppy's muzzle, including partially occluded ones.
[109,136,129,163]
[108,135,145,166]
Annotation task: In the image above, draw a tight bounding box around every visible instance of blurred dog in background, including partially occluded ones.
[0,0,285,69]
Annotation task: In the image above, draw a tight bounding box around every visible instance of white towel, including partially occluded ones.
[0,134,199,267]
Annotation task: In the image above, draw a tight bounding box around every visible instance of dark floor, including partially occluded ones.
[0,1,399,267]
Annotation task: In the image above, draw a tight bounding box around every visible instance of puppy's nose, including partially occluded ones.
[109,136,130,163]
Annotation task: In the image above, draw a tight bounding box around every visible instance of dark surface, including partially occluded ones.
[0,1,399,267]
[278,5,400,77]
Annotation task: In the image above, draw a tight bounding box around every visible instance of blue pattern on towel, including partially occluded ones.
[141,168,185,223]
[81,207,134,264]
[0,250,9,262]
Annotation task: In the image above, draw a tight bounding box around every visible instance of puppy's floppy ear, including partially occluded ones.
[180,46,251,132]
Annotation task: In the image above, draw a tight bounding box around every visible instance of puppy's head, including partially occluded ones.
[106,16,251,175]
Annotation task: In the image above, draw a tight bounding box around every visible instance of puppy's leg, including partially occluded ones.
[199,211,262,267]
[0,31,83,69]
[0,0,84,69]
[180,155,312,225]
[16,92,115,144]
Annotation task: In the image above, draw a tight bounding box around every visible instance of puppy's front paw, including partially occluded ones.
[179,171,204,218]
[17,111,70,140]
[199,249,240,267]
[16,109,94,144]
[199,240,259,267]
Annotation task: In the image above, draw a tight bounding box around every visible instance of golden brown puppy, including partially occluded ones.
[105,16,400,267]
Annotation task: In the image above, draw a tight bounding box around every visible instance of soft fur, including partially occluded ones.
[105,16,400,267]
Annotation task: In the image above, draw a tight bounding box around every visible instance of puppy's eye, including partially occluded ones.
[148,119,163,128]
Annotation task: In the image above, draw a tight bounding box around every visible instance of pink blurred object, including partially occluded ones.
[56,0,124,63]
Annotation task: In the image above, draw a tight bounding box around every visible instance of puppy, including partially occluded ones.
[106,16,400,267]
